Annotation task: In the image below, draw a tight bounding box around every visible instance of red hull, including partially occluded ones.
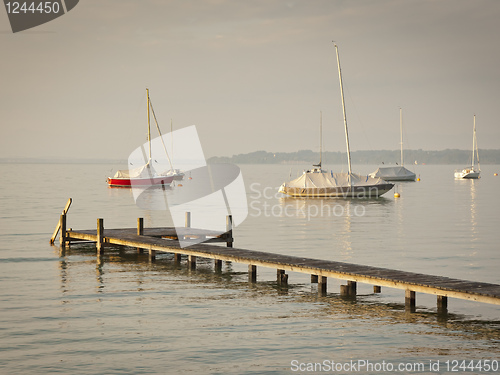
[107,175,174,188]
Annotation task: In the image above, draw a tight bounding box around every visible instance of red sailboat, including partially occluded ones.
[107,89,182,187]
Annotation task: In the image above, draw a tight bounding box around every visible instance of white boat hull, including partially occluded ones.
[454,169,480,179]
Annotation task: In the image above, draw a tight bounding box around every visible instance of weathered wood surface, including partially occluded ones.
[65,227,500,306]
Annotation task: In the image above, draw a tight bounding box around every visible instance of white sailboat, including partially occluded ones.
[279,44,394,198]
[455,115,480,179]
[369,108,416,181]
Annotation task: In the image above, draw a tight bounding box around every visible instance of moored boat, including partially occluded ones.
[369,108,416,182]
[279,43,394,198]
[454,115,480,179]
[107,89,181,187]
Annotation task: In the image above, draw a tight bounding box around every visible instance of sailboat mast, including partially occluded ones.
[319,111,323,168]
[472,114,476,167]
[334,43,352,176]
[146,88,152,161]
[171,118,173,167]
[400,108,404,166]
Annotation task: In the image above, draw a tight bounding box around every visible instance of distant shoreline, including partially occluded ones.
[2,148,500,165]
[208,149,500,165]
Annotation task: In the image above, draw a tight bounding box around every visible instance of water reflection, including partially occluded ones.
[276,197,392,259]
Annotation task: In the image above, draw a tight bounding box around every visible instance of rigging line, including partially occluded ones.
[148,98,174,170]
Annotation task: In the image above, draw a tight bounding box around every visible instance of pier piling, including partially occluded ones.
[318,276,327,296]
[226,215,233,248]
[137,218,144,253]
[405,290,416,312]
[249,265,257,283]
[188,255,196,270]
[96,218,104,254]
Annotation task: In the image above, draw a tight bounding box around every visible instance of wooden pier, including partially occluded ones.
[52,199,500,313]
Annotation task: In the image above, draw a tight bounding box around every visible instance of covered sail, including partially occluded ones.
[369,166,416,181]
[112,163,155,179]
[279,170,394,198]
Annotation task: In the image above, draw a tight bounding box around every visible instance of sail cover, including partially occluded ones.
[286,171,386,188]
[279,171,393,197]
[369,166,415,181]
[113,164,156,179]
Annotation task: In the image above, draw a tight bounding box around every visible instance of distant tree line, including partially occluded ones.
[208,149,500,165]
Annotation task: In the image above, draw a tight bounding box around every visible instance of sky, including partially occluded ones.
[1,0,499,160]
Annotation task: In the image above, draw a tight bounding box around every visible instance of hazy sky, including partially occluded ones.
[1,0,499,160]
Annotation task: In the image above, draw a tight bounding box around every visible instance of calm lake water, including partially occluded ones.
[0,162,499,374]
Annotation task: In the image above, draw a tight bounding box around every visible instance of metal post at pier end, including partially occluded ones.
[373,285,382,293]
[226,215,233,248]
[137,218,144,253]
[405,290,416,312]
[96,218,104,255]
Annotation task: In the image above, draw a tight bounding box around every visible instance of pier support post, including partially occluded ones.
[437,295,448,314]
[149,249,156,262]
[174,212,191,261]
[318,276,327,296]
[348,281,357,295]
[340,281,357,297]
[59,214,67,248]
[311,274,318,283]
[188,255,196,270]
[248,265,257,283]
[405,290,416,312]
[96,218,104,254]
[137,218,144,253]
[214,259,222,272]
[226,215,233,248]
[373,285,381,293]
[277,269,288,286]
